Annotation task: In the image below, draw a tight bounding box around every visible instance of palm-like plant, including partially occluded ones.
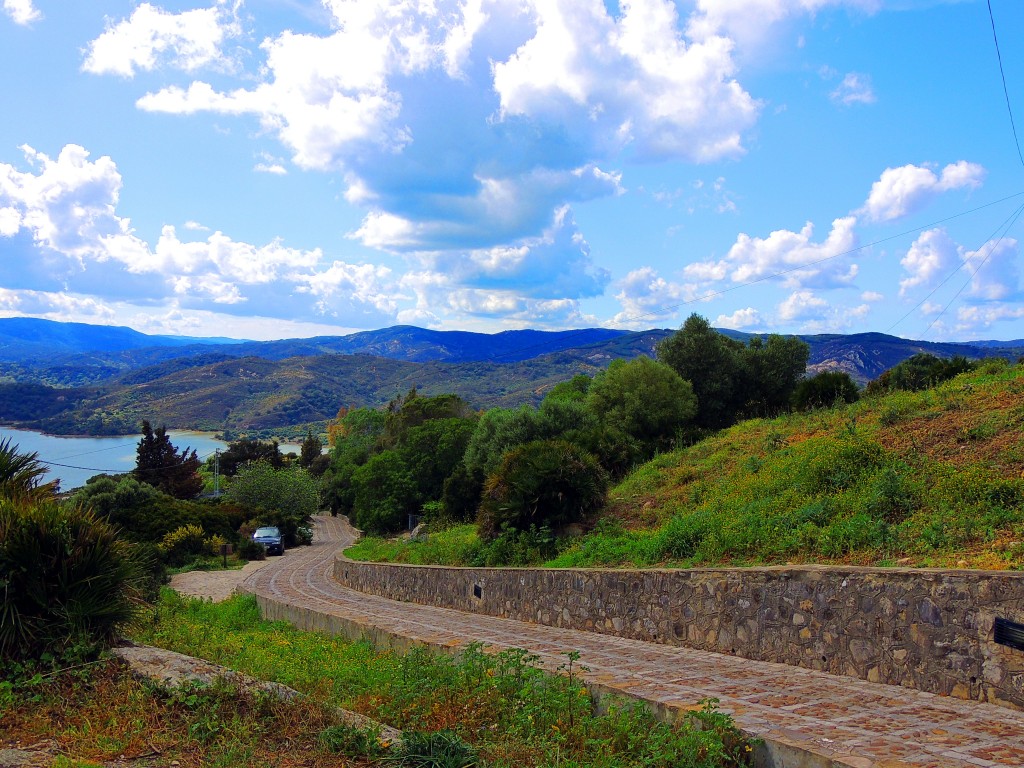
[0,439,145,661]
[0,437,56,501]
[0,497,146,660]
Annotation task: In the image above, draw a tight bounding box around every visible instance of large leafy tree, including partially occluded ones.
[739,334,811,418]
[351,450,418,533]
[218,438,283,476]
[134,421,203,499]
[586,357,697,454]
[657,314,745,430]
[793,371,860,411]
[657,314,809,429]
[225,461,318,545]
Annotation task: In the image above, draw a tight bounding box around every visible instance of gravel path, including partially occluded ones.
[169,558,270,602]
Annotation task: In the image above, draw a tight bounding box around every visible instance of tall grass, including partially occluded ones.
[134,591,754,767]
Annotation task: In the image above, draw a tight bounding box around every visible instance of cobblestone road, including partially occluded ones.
[239,516,1024,768]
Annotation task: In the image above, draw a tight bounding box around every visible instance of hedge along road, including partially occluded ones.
[231,515,1024,768]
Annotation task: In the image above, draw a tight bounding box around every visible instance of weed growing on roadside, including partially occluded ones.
[134,591,755,768]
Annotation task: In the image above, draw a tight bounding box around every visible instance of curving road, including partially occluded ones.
[238,516,1024,768]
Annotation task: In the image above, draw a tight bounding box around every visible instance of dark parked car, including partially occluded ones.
[252,526,284,556]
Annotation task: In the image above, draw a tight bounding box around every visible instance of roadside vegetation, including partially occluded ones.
[134,591,752,767]
[347,350,1024,570]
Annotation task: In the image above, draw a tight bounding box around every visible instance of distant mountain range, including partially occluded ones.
[0,317,1021,437]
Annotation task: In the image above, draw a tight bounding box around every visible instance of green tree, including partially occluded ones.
[657,314,745,430]
[397,418,477,505]
[739,334,811,418]
[866,353,977,395]
[218,438,283,476]
[225,461,318,545]
[381,389,474,448]
[477,439,607,541]
[793,371,860,411]
[543,374,592,403]
[351,450,418,533]
[134,421,203,499]
[586,357,697,454]
[299,429,324,470]
[462,406,543,481]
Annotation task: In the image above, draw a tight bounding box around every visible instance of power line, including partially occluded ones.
[52,439,139,461]
[921,203,1024,338]
[987,0,1024,168]
[38,448,218,476]
[886,201,1024,334]
[476,191,1024,365]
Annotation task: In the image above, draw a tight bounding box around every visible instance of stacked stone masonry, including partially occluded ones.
[334,558,1024,711]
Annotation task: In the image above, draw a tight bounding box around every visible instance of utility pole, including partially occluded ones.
[213,449,220,497]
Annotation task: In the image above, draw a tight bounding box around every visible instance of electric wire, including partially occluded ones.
[474,190,1024,365]
[36,448,218,476]
[921,203,1024,337]
[987,0,1024,168]
[885,201,1024,334]
[52,439,139,460]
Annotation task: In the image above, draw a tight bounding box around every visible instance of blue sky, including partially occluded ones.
[1,0,1022,342]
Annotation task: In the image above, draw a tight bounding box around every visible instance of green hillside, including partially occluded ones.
[352,360,1024,571]
[0,351,612,436]
[555,359,1024,570]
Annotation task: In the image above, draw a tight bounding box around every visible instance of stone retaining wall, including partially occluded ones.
[334,557,1024,710]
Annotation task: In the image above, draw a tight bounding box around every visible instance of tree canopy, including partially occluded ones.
[134,421,203,499]
[657,314,809,429]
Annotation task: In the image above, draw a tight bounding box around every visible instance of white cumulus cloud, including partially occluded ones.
[861,161,985,223]
[3,0,41,26]
[0,144,403,324]
[899,228,957,296]
[135,0,759,259]
[684,216,859,290]
[609,266,698,328]
[686,0,881,46]
[715,307,763,329]
[777,289,869,332]
[83,1,241,77]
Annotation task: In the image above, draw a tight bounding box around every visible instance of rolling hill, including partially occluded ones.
[0,319,1021,437]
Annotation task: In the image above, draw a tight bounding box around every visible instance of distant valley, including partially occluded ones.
[0,317,1021,437]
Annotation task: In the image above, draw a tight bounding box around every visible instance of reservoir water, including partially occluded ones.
[0,427,302,491]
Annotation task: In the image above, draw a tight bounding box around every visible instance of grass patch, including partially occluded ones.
[125,591,754,767]
[345,524,480,566]
[1,655,363,767]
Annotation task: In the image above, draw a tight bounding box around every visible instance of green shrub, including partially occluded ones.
[792,371,860,411]
[0,498,146,661]
[158,524,206,566]
[226,461,319,544]
[236,538,266,561]
[477,440,607,541]
[203,533,228,557]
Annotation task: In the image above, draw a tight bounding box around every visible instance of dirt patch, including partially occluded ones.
[169,558,270,602]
